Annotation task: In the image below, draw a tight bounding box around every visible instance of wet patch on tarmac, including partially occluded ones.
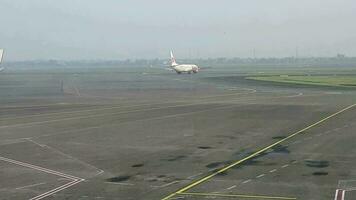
[312,171,329,176]
[206,161,226,169]
[206,160,234,169]
[162,155,187,162]
[107,175,131,182]
[216,171,228,176]
[305,160,329,168]
[271,144,290,154]
[272,136,287,139]
[198,146,213,149]
[214,135,236,140]
[132,163,144,168]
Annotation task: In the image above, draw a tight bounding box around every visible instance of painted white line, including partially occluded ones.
[153,181,180,188]
[187,172,203,179]
[305,136,313,140]
[105,182,134,186]
[0,103,167,121]
[256,174,265,178]
[0,88,257,127]
[95,169,104,176]
[0,89,306,130]
[24,138,46,148]
[226,185,236,190]
[43,144,103,177]
[30,179,84,200]
[0,101,232,129]
[57,178,72,181]
[242,179,251,184]
[16,182,46,190]
[281,164,289,168]
[334,189,345,200]
[269,169,277,173]
[38,104,238,139]
[286,92,303,98]
[291,160,298,164]
[0,156,84,200]
[0,156,79,180]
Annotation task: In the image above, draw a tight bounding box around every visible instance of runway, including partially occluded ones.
[0,66,356,199]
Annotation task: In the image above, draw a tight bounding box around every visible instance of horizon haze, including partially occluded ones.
[1,0,356,61]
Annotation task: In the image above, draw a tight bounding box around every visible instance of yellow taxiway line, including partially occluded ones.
[162,103,356,200]
[179,192,297,199]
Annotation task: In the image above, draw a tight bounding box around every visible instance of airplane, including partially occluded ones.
[0,49,4,72]
[170,51,199,74]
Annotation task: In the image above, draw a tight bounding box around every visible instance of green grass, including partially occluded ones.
[246,75,356,87]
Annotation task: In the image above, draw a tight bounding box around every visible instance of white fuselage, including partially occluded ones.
[172,64,199,73]
[170,51,199,74]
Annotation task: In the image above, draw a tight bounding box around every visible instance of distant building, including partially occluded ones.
[336,53,346,58]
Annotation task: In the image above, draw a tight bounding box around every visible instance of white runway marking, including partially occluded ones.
[0,156,84,200]
[31,179,84,200]
[286,92,303,98]
[269,169,277,173]
[153,181,180,188]
[256,174,265,178]
[42,144,104,177]
[0,88,306,131]
[0,100,232,129]
[226,185,236,190]
[291,160,298,164]
[187,172,203,179]
[105,182,134,186]
[24,138,46,148]
[0,87,256,122]
[37,104,238,139]
[293,140,301,144]
[95,169,105,176]
[281,164,289,168]
[304,136,313,140]
[16,182,46,190]
[334,189,345,200]
[32,92,307,140]
[334,127,342,131]
[242,179,251,184]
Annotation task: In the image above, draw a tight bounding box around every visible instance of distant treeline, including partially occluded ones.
[5,56,356,68]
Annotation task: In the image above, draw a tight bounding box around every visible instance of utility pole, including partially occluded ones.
[295,46,299,65]
[60,80,64,94]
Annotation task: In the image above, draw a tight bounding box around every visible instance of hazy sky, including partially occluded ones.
[1,0,356,60]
